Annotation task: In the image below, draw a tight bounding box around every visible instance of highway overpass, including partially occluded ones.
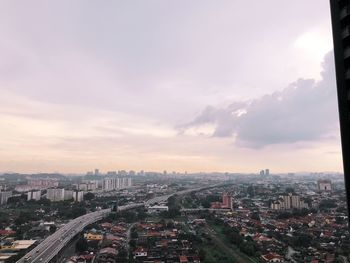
[17,184,224,263]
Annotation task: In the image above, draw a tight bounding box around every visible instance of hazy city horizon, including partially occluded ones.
[0,169,345,176]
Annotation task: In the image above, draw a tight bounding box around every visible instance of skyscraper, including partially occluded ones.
[330,0,350,215]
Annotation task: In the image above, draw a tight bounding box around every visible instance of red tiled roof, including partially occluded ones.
[0,230,15,235]
[262,253,283,261]
[179,255,188,263]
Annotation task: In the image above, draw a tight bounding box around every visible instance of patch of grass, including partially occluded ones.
[207,221,260,263]
[202,243,235,263]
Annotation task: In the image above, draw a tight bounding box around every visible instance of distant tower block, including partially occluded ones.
[222,192,232,210]
[317,180,332,192]
[259,170,265,176]
[94,169,99,176]
[265,169,269,176]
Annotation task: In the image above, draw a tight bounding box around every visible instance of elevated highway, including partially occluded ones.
[17,184,224,263]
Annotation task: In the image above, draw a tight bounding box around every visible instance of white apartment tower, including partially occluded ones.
[102,177,132,191]
[47,188,65,202]
[27,190,41,201]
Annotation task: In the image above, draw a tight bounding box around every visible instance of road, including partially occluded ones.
[125,222,137,259]
[17,198,170,263]
[17,209,110,263]
[17,185,220,263]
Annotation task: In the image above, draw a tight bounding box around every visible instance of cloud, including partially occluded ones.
[182,51,338,148]
[0,0,332,125]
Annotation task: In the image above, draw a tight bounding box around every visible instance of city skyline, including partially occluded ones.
[0,1,342,173]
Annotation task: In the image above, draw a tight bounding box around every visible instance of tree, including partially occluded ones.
[76,237,88,252]
[7,196,22,205]
[336,216,345,224]
[247,185,255,197]
[118,248,127,257]
[131,229,138,239]
[319,199,337,210]
[229,232,243,245]
[251,212,260,221]
[84,192,95,201]
[37,198,51,206]
[286,187,295,193]
[292,233,312,247]
[15,211,39,226]
[239,242,256,256]
[117,248,128,263]
[199,249,206,261]
[129,239,136,248]
[137,210,147,220]
[201,195,221,208]
[168,208,180,218]
[49,225,57,234]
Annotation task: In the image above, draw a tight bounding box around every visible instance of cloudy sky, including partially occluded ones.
[0,1,342,174]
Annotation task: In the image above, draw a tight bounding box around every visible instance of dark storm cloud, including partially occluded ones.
[183,52,338,148]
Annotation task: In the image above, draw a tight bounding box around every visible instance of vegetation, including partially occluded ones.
[200,194,221,208]
[319,199,337,210]
[76,236,88,252]
[84,192,95,201]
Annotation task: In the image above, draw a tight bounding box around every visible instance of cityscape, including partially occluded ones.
[0,170,348,263]
[1,1,350,263]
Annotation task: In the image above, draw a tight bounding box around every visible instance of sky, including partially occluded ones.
[0,1,342,174]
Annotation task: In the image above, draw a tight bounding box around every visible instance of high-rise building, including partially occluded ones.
[102,177,132,191]
[77,180,99,191]
[265,169,270,176]
[272,193,308,210]
[64,190,74,200]
[281,194,291,209]
[28,179,59,189]
[259,170,265,176]
[47,188,65,202]
[27,190,41,201]
[222,192,232,210]
[330,0,350,216]
[0,191,12,205]
[291,194,301,209]
[76,183,88,191]
[94,169,99,176]
[317,180,332,192]
[73,191,84,202]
